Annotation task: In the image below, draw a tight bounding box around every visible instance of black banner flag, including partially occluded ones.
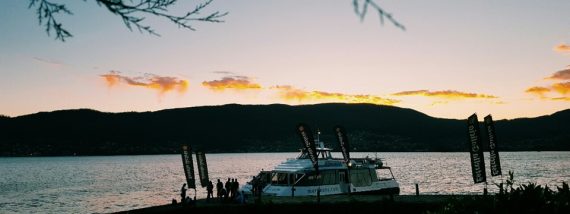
[484,115,502,176]
[334,125,350,163]
[467,114,486,184]
[296,123,318,173]
[181,145,196,189]
[196,151,210,187]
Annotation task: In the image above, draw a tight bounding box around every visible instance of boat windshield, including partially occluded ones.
[376,167,396,181]
[270,172,304,186]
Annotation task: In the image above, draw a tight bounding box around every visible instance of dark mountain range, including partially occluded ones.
[0,103,569,156]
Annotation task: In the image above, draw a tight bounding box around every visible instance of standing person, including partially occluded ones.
[231,179,237,199]
[206,180,214,201]
[234,179,240,197]
[180,183,187,202]
[216,179,223,198]
[251,176,258,196]
[224,178,231,198]
[229,179,234,199]
[256,178,264,202]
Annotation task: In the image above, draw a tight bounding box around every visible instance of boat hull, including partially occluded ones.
[241,179,399,197]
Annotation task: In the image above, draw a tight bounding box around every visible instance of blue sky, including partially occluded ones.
[0,0,569,119]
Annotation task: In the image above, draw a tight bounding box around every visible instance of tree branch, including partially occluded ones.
[29,0,73,41]
[28,0,228,42]
[352,0,405,31]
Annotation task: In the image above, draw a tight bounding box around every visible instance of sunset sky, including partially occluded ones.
[0,0,569,119]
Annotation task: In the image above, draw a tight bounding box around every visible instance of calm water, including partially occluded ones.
[1,152,569,213]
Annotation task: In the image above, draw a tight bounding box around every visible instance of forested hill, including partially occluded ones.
[0,103,569,156]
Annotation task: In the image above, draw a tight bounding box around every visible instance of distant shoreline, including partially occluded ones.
[2,104,569,156]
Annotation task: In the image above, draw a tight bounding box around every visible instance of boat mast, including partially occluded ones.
[317,128,320,145]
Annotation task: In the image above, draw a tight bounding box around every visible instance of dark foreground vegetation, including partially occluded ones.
[431,173,570,214]
[119,195,452,214]
[1,103,569,156]
[120,180,570,214]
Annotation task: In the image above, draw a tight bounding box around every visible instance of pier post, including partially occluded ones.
[415,183,419,196]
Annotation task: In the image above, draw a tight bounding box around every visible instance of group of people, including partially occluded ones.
[177,178,244,205]
[215,178,242,202]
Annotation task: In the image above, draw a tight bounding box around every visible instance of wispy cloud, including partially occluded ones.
[212,71,236,75]
[272,85,400,105]
[392,90,498,99]
[100,71,188,94]
[545,68,570,80]
[33,57,65,69]
[202,76,262,91]
[554,43,570,52]
[525,86,551,98]
[551,97,570,101]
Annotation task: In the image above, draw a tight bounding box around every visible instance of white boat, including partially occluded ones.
[241,141,400,197]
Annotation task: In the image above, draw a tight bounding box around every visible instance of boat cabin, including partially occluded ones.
[269,147,395,188]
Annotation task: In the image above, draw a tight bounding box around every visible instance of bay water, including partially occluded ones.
[1,152,569,213]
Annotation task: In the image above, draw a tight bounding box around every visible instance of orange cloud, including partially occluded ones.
[525,86,551,98]
[100,71,188,94]
[545,68,570,80]
[551,97,570,101]
[552,82,570,95]
[554,43,570,52]
[272,85,400,105]
[392,90,498,99]
[202,76,262,91]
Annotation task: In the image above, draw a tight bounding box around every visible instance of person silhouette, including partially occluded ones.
[224,178,231,198]
[206,180,214,201]
[234,179,240,198]
[251,176,258,196]
[180,183,187,202]
[216,179,223,198]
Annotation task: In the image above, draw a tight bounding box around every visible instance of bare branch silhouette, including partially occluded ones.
[29,0,73,41]
[352,0,405,31]
[28,0,402,42]
[28,0,228,42]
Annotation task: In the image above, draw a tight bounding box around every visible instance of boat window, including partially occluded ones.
[321,171,338,185]
[295,171,338,186]
[288,174,297,185]
[349,169,372,187]
[296,173,319,186]
[369,168,378,181]
[259,171,271,184]
[376,168,395,181]
[293,173,304,185]
[271,172,289,186]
